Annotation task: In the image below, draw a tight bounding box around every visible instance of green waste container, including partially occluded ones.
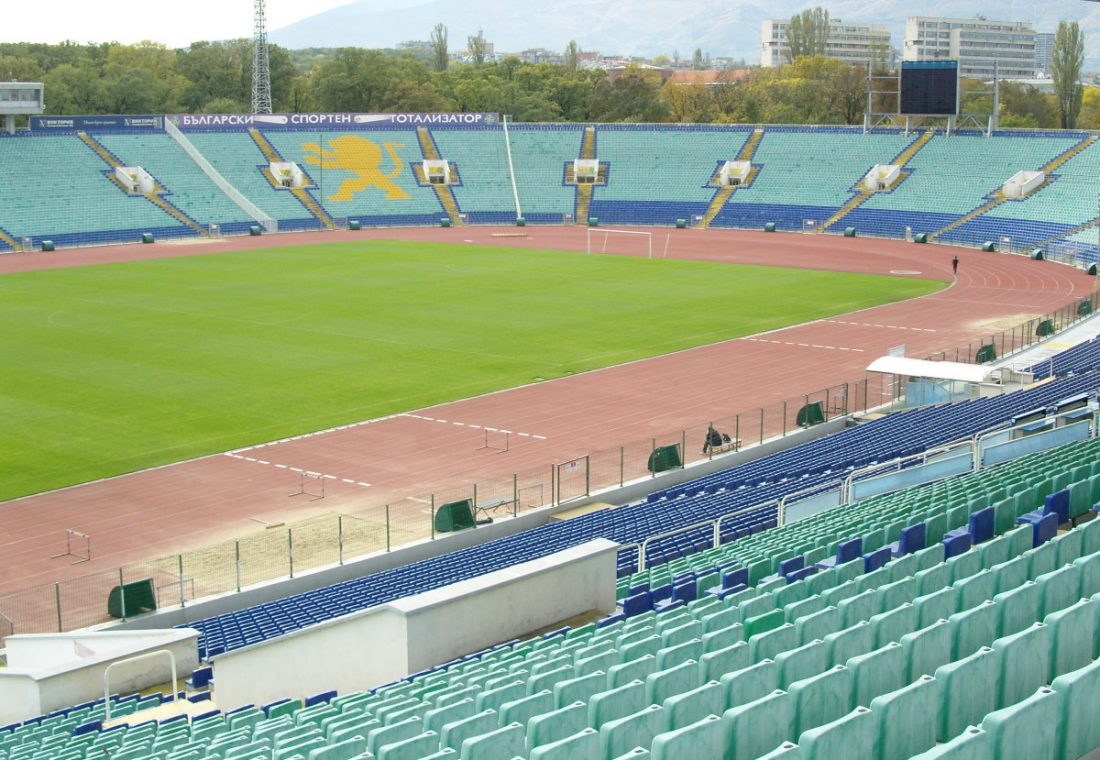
[982,241,995,252]
[141,232,155,244]
[975,344,997,363]
[434,499,476,533]
[348,220,361,231]
[647,444,682,474]
[107,579,157,619]
[1036,319,1055,337]
[440,218,452,228]
[843,227,857,237]
[764,222,776,232]
[675,218,687,229]
[249,225,262,236]
[796,401,825,427]
[1078,300,1092,316]
[1088,264,1097,276]
[913,233,928,244]
[588,217,599,227]
[1030,248,1044,260]
[40,240,55,252]
[516,217,526,227]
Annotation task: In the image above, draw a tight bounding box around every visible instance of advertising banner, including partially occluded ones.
[31,115,164,130]
[168,112,499,130]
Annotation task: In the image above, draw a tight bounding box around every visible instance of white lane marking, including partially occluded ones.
[744,338,865,353]
[402,414,548,440]
[224,453,371,488]
[826,319,936,332]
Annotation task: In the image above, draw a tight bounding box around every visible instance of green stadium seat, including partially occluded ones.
[935,647,999,742]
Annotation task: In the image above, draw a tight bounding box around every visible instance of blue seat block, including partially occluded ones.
[943,530,973,560]
[864,547,891,574]
[969,508,995,545]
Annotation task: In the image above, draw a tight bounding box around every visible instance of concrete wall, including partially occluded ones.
[211,539,619,709]
[0,629,199,725]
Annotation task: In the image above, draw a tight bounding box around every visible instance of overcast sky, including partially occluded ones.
[2,0,355,48]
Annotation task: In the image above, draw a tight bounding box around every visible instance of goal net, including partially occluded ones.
[586,228,654,259]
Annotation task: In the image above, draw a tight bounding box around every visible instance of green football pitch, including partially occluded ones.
[0,241,943,502]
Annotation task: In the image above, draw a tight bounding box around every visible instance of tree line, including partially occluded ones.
[0,32,1096,129]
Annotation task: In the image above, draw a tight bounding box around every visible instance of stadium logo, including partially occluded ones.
[303,136,410,201]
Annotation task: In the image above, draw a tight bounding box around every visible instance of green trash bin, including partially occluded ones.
[348,220,361,231]
[1030,248,1044,260]
[913,233,928,244]
[764,222,776,232]
[647,444,682,474]
[675,218,687,229]
[1088,264,1097,276]
[1078,300,1092,316]
[843,227,857,237]
[796,401,825,427]
[975,343,997,363]
[107,578,157,619]
[516,217,526,227]
[440,218,452,228]
[588,217,599,227]
[249,225,262,236]
[1036,319,1055,337]
[141,232,155,244]
[434,499,476,533]
[981,241,995,252]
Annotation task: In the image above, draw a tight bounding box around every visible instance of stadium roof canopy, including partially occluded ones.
[866,356,995,384]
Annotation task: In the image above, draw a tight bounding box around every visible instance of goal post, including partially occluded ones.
[586,228,654,259]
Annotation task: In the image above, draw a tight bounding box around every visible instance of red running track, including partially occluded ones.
[0,226,1094,594]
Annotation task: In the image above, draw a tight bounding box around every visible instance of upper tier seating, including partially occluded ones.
[263,129,443,225]
[714,129,913,230]
[182,131,319,230]
[589,126,752,224]
[507,125,585,222]
[96,132,252,229]
[430,126,516,222]
[0,134,186,245]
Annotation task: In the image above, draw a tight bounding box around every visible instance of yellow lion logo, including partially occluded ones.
[302,135,411,202]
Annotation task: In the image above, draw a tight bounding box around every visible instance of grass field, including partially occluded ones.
[0,240,943,502]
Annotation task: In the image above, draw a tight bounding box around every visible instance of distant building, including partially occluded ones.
[903,17,1037,79]
[397,40,433,53]
[761,18,892,67]
[516,48,563,65]
[1034,32,1055,77]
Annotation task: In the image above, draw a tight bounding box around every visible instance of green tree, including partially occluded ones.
[785,6,830,63]
[467,29,488,66]
[1052,20,1085,129]
[588,66,668,122]
[309,48,397,111]
[430,23,449,73]
[692,48,705,70]
[563,40,580,73]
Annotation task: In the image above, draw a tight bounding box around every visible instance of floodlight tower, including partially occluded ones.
[251,0,273,114]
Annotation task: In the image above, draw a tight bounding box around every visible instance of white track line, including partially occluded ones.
[826,319,936,333]
[224,453,371,488]
[744,338,865,353]
[401,413,548,440]
[229,413,401,455]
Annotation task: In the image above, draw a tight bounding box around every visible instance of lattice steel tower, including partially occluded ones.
[251,0,273,114]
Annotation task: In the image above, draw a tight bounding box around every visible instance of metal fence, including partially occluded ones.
[1,284,1097,644]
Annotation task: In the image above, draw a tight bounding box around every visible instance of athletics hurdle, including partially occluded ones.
[477,428,511,453]
[289,471,325,501]
[51,529,91,565]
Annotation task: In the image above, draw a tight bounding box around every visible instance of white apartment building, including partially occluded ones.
[904,17,1039,79]
[761,18,892,67]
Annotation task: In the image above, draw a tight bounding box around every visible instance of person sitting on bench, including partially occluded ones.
[702,425,730,454]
